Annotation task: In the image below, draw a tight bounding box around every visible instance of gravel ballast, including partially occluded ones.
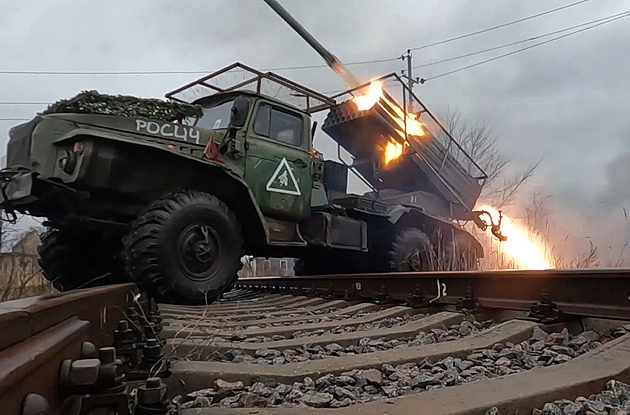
[174,325,626,409]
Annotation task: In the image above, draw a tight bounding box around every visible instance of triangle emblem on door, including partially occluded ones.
[266,157,301,196]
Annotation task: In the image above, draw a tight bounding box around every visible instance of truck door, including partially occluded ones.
[244,101,312,220]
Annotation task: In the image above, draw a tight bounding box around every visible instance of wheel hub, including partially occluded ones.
[400,247,427,272]
[177,224,220,279]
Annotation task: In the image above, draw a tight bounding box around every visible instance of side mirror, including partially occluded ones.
[229,96,250,128]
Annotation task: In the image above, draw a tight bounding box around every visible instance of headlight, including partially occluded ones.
[58,150,77,174]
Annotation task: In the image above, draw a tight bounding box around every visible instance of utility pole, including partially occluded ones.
[401,49,421,112]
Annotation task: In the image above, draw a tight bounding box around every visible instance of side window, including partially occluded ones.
[196,100,234,130]
[253,104,270,136]
[253,104,303,146]
[270,108,302,146]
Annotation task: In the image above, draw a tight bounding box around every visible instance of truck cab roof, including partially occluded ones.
[193,90,312,117]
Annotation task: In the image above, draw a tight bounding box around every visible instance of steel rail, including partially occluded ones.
[0,283,136,415]
[234,268,630,321]
[165,282,630,413]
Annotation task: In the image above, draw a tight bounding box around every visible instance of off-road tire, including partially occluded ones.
[38,228,125,291]
[389,228,433,272]
[122,190,243,304]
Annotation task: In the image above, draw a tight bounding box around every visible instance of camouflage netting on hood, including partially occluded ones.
[41,90,203,121]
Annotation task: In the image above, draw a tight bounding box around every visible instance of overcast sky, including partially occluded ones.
[1,0,629,262]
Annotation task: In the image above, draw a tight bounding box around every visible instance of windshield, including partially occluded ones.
[195,99,234,129]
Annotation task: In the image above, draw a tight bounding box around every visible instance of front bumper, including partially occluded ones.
[0,169,37,218]
[0,170,34,202]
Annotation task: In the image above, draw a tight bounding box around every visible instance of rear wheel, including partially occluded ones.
[443,231,480,271]
[38,228,125,291]
[389,228,433,272]
[122,190,243,304]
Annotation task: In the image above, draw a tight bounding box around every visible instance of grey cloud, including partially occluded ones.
[600,151,630,208]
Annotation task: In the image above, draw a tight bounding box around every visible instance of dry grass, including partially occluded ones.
[469,192,626,270]
[440,109,628,270]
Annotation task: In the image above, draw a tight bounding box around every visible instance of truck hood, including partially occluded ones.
[6,118,40,168]
[47,113,222,147]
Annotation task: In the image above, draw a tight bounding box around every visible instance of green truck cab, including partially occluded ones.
[0,63,498,304]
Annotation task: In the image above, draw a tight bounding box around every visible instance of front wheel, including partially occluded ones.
[122,191,243,304]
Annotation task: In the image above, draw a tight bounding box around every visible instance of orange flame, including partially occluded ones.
[352,81,425,165]
[384,138,406,165]
[380,94,425,138]
[353,81,384,111]
[477,205,553,269]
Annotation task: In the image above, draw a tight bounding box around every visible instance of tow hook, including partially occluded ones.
[474,210,508,242]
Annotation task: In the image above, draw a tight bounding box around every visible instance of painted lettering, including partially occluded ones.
[189,128,200,144]
[173,125,187,141]
[160,123,173,137]
[146,122,160,134]
[135,120,147,130]
[429,279,448,303]
[134,118,202,144]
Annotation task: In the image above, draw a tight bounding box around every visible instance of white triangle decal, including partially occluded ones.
[266,157,301,196]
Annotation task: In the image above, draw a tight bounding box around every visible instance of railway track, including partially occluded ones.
[2,269,630,414]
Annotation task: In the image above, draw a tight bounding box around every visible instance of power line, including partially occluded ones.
[6,9,623,106]
[0,1,591,77]
[0,102,49,105]
[413,10,630,70]
[323,79,399,96]
[0,80,401,108]
[1,6,626,106]
[0,56,400,76]
[0,4,621,119]
[422,10,630,82]
[0,0,613,106]
[409,0,591,51]
[272,56,399,71]
[0,69,207,75]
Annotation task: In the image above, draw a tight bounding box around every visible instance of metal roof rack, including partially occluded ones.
[165,62,336,114]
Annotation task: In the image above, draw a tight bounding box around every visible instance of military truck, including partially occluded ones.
[0,63,503,304]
